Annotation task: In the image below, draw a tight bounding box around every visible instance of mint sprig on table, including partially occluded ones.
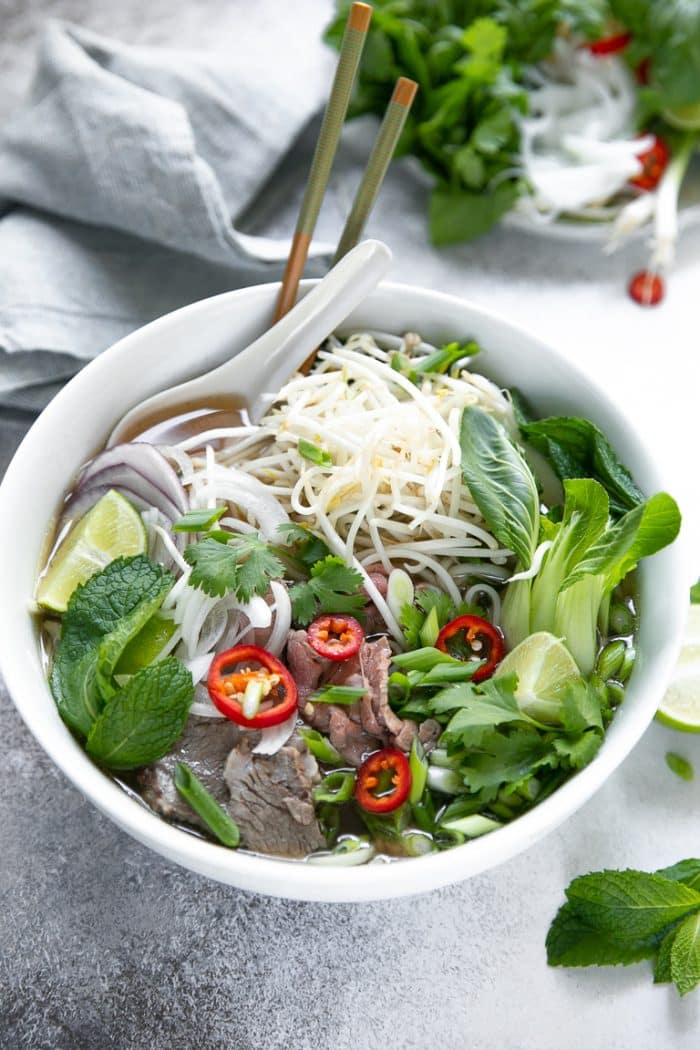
[547,861,700,996]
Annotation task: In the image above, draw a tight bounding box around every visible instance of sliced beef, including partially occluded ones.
[286,629,327,701]
[288,629,436,765]
[223,733,325,857]
[138,718,241,828]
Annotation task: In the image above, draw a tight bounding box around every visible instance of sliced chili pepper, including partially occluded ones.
[207,644,297,728]
[635,57,651,85]
[308,614,364,661]
[628,270,665,307]
[355,748,411,814]
[586,32,632,56]
[435,614,504,682]
[630,135,669,192]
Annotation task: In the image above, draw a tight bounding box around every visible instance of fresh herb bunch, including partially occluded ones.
[548,861,700,997]
[325,0,607,243]
[326,0,700,244]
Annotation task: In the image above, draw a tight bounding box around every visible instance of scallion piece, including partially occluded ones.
[174,763,240,848]
[314,770,356,804]
[172,506,226,533]
[298,727,343,765]
[408,735,428,804]
[298,439,333,467]
[413,340,478,375]
[308,685,367,705]
[439,814,501,839]
[418,661,483,685]
[419,605,440,647]
[392,647,463,672]
[427,766,464,795]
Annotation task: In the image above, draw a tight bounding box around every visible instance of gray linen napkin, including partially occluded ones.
[0,20,333,409]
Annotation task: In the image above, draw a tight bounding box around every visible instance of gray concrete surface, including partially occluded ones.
[2,3,700,1048]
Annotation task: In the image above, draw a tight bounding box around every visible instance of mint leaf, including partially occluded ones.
[289,555,366,625]
[654,927,677,984]
[86,658,193,770]
[656,859,700,892]
[51,556,173,737]
[546,902,659,968]
[184,533,283,601]
[671,912,700,997]
[565,870,700,944]
[172,507,226,532]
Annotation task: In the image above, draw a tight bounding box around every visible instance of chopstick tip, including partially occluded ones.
[392,77,419,107]
[348,2,373,32]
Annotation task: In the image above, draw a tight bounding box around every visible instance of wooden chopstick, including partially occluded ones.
[333,77,418,263]
[272,2,373,322]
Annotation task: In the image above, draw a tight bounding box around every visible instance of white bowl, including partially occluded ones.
[0,280,686,902]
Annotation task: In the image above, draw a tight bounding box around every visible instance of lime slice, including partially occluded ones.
[36,490,147,613]
[115,615,176,675]
[657,606,700,733]
[495,631,581,723]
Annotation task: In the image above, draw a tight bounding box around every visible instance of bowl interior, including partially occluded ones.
[0,281,687,901]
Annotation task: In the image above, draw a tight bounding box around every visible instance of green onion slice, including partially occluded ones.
[174,763,240,848]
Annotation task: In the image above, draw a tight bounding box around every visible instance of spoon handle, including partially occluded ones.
[243,239,392,421]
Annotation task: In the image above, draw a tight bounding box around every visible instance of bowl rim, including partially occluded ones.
[0,278,687,902]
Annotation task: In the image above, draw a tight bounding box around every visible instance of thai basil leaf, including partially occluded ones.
[460,405,539,568]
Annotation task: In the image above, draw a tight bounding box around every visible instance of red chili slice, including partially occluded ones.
[355,748,411,814]
[308,614,364,661]
[207,644,297,728]
[628,270,665,307]
[630,135,669,192]
[587,32,632,56]
[436,614,504,682]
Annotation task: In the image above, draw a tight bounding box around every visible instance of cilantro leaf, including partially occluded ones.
[51,555,173,737]
[442,674,531,733]
[289,555,366,626]
[86,657,193,770]
[184,533,283,601]
[276,522,331,571]
[560,679,604,735]
[459,726,558,796]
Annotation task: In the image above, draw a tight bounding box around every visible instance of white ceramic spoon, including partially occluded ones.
[107,239,392,447]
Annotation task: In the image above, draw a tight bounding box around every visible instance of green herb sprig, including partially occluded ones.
[547,861,700,997]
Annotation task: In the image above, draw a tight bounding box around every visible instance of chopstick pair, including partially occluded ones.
[272,2,417,323]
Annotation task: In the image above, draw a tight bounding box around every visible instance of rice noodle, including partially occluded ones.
[167,331,516,640]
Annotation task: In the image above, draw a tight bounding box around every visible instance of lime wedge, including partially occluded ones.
[657,606,700,733]
[663,102,700,131]
[115,615,177,675]
[36,490,147,613]
[495,631,581,723]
